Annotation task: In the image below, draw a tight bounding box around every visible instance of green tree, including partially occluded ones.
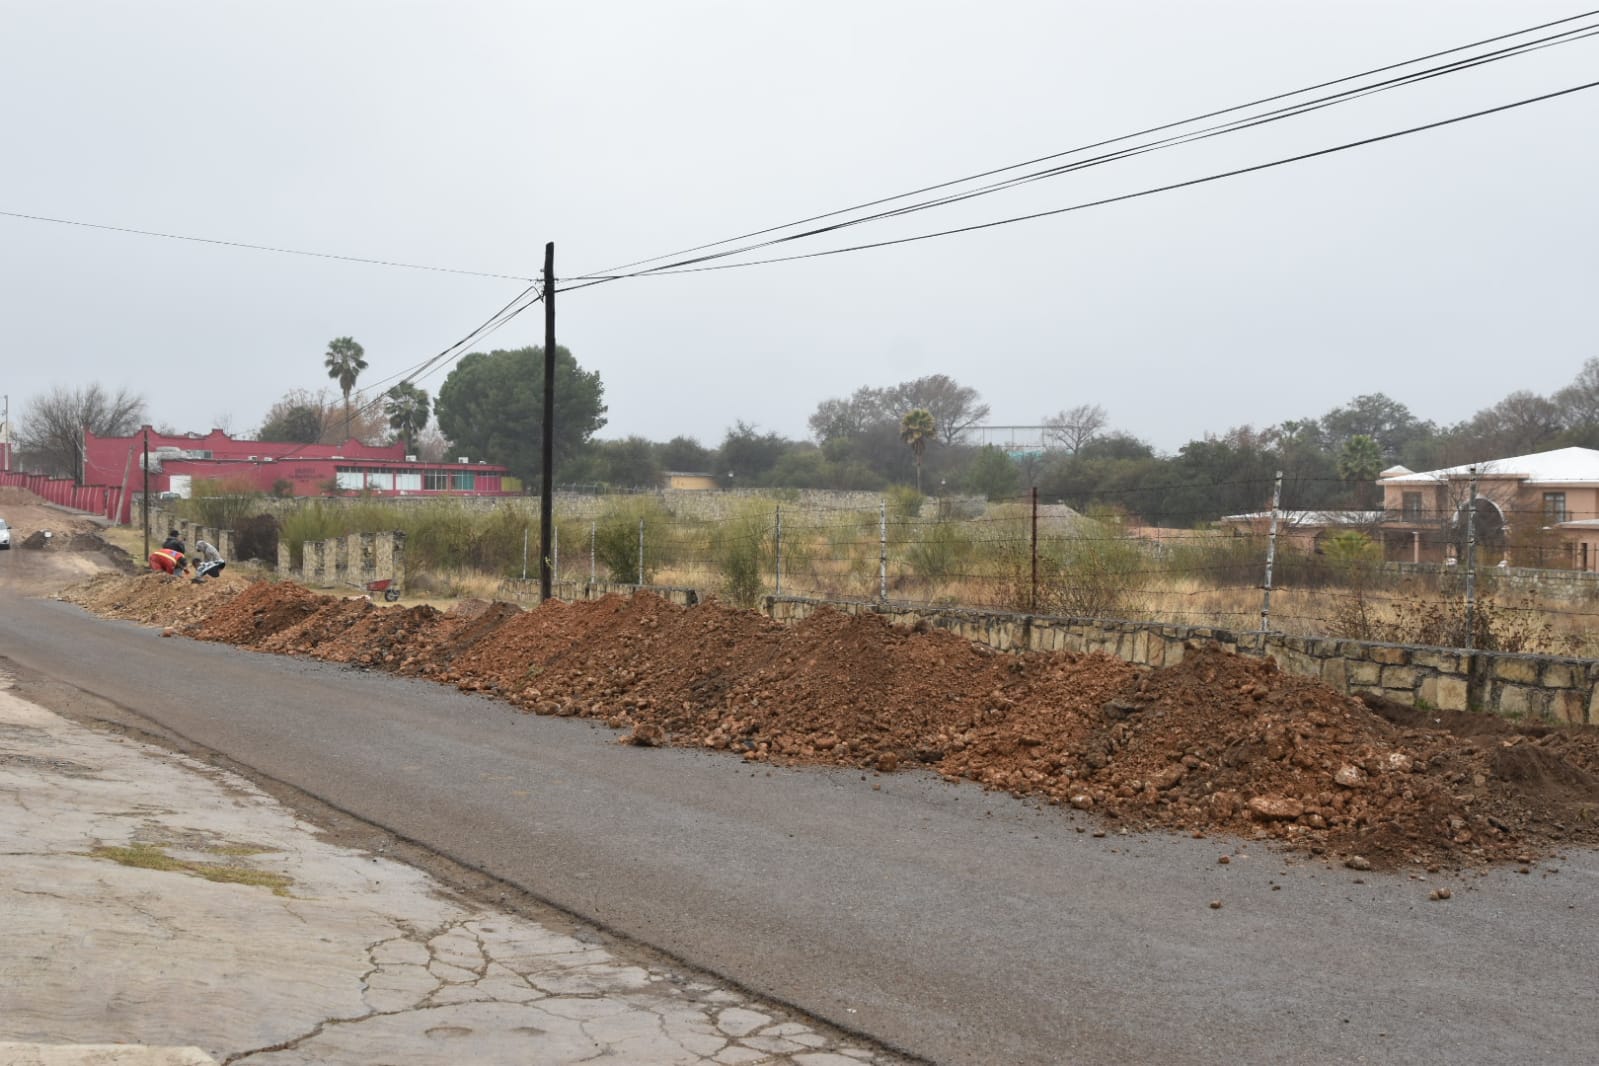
[383,382,431,454]
[964,445,1021,500]
[658,435,714,472]
[1319,393,1430,460]
[590,436,664,488]
[808,375,988,478]
[718,421,792,485]
[323,336,368,439]
[1337,434,1384,507]
[434,345,607,484]
[900,408,936,492]
[259,405,324,444]
[257,388,331,444]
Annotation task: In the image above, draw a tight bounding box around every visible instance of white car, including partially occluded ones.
[0,518,10,549]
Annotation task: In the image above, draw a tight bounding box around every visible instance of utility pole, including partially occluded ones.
[539,242,556,603]
[142,429,150,559]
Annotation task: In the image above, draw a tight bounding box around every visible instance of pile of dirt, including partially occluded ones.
[58,575,1599,868]
[61,569,251,627]
[19,530,103,551]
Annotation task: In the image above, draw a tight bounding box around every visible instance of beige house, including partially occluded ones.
[1217,510,1382,553]
[663,471,721,491]
[1377,447,1599,569]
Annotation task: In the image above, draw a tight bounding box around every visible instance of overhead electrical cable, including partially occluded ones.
[559,76,1599,286]
[364,283,544,394]
[568,10,1599,283]
[733,22,1599,244]
[0,209,536,281]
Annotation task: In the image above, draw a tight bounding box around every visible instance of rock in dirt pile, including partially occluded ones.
[62,574,1599,868]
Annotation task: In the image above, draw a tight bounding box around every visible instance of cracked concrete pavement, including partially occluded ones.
[0,680,907,1066]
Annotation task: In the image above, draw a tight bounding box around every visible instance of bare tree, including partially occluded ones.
[15,384,146,481]
[887,375,989,446]
[811,375,989,448]
[1043,403,1108,454]
[1554,357,1599,429]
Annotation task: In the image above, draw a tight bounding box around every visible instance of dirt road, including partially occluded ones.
[3,523,1598,1064]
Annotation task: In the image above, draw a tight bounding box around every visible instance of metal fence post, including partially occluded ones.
[638,517,645,587]
[553,523,559,587]
[1465,466,1478,650]
[589,521,597,587]
[879,500,888,603]
[1260,470,1283,633]
[1030,486,1039,613]
[775,505,783,595]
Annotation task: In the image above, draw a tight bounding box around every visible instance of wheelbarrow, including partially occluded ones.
[363,577,402,602]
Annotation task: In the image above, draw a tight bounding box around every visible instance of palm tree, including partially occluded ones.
[323,336,368,439]
[384,382,430,455]
[1337,434,1385,508]
[900,408,937,492]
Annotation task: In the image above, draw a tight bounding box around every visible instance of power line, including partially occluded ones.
[733,23,1599,252]
[570,9,1599,281]
[251,284,545,465]
[560,77,1599,285]
[0,209,536,281]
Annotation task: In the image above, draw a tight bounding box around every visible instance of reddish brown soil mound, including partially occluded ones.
[65,577,1599,868]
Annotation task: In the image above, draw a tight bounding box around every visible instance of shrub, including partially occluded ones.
[593,498,672,584]
[403,500,480,575]
[714,504,773,608]
[904,520,973,585]
[885,485,923,520]
[278,501,346,570]
[185,478,266,531]
[234,513,280,563]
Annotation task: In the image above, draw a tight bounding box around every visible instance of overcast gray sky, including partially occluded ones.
[3,1,1596,456]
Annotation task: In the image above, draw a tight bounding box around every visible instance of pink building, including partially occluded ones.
[85,427,514,523]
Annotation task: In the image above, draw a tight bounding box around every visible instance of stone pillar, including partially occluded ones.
[357,532,377,582]
[307,539,337,588]
[333,535,351,587]
[276,538,291,577]
[388,533,406,591]
[218,529,235,561]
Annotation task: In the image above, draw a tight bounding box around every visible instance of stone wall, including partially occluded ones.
[761,596,1598,725]
[241,488,982,522]
[144,507,234,565]
[1387,561,1599,602]
[278,530,406,593]
[495,578,699,608]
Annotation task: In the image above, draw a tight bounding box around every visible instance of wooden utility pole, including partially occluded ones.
[539,243,556,602]
[142,429,150,560]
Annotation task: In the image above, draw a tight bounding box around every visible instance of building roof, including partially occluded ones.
[1220,510,1383,526]
[1378,446,1599,485]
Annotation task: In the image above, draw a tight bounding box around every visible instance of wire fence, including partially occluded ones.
[521,488,1599,659]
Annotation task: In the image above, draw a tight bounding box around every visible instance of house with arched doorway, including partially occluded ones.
[1377,447,1599,569]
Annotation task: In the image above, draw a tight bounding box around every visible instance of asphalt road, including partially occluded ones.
[2,554,1596,1065]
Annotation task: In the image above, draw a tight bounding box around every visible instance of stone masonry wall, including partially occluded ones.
[143,507,234,566]
[762,596,1598,725]
[495,578,699,608]
[278,531,406,592]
